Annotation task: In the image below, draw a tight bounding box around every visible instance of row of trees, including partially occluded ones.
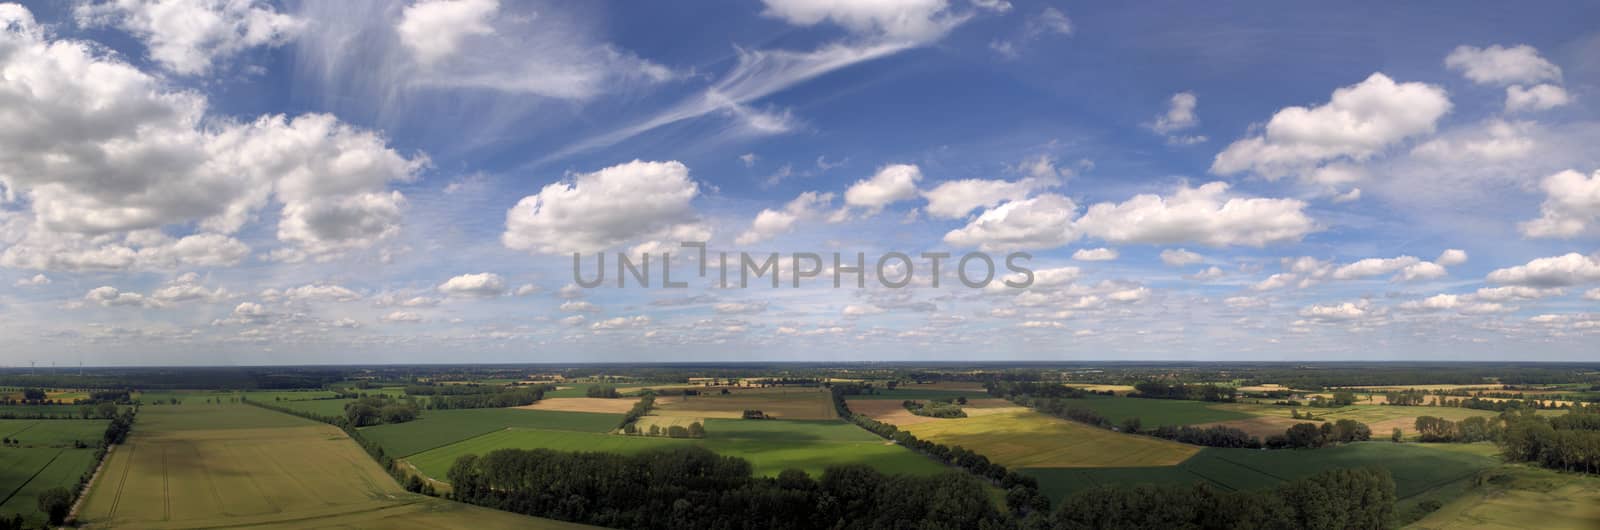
[1414,415,1505,443]
[425,387,547,409]
[343,396,419,427]
[446,447,1009,529]
[1131,381,1238,403]
[902,399,967,418]
[1501,410,1600,474]
[831,384,1050,519]
[619,394,656,431]
[1267,420,1373,449]
[1053,467,1397,529]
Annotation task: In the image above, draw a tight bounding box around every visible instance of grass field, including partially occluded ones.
[896,409,1199,468]
[77,402,591,529]
[0,419,108,447]
[0,405,97,419]
[0,447,98,525]
[405,418,948,481]
[1047,396,1257,426]
[1407,464,1600,529]
[1019,442,1500,506]
[363,408,622,457]
[843,388,989,401]
[653,387,837,420]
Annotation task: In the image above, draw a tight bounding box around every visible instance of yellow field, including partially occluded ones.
[1064,383,1137,395]
[896,409,1199,468]
[654,387,837,420]
[77,403,590,529]
[1408,465,1600,530]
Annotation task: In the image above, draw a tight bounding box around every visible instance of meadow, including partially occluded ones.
[405,418,947,481]
[362,408,623,457]
[1408,464,1600,529]
[0,419,108,447]
[1019,442,1500,506]
[896,409,1199,468]
[0,447,97,525]
[76,402,589,529]
[1046,395,1256,426]
[652,387,837,420]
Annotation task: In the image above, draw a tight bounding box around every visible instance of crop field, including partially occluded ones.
[1019,442,1499,504]
[0,447,98,524]
[1063,383,1138,394]
[1046,396,1257,426]
[0,419,108,446]
[406,418,946,481]
[363,408,622,457]
[0,405,96,419]
[896,409,1199,468]
[517,397,676,414]
[1408,464,1600,530]
[653,387,837,420]
[76,402,588,529]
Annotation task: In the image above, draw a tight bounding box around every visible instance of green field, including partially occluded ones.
[0,405,95,419]
[363,408,623,457]
[1408,464,1600,529]
[78,402,592,529]
[406,418,948,481]
[900,409,1200,468]
[0,447,99,524]
[0,419,108,447]
[1020,442,1500,505]
[1048,396,1256,426]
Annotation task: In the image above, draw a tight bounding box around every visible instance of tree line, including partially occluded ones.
[1054,467,1396,529]
[1130,381,1238,403]
[446,446,1011,529]
[1501,409,1600,474]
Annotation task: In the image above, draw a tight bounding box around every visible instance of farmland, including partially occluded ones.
[894,408,1200,468]
[1019,442,1500,507]
[1408,464,1600,529]
[1045,395,1256,426]
[362,408,623,457]
[76,402,589,529]
[652,387,837,420]
[0,447,98,525]
[405,418,946,481]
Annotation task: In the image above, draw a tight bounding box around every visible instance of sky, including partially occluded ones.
[1,0,1599,366]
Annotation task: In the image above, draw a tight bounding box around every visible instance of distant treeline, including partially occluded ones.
[446,447,1010,529]
[1055,467,1395,529]
[1130,381,1237,402]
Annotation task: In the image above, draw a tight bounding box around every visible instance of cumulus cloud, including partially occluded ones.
[1073,182,1316,247]
[74,0,303,75]
[0,9,424,269]
[943,194,1076,251]
[84,286,159,308]
[713,302,769,315]
[1147,91,1206,144]
[1437,249,1469,267]
[1519,170,1600,238]
[736,191,835,244]
[149,272,230,303]
[1506,84,1572,113]
[1298,300,1379,322]
[438,273,507,297]
[1211,73,1450,181]
[1185,266,1225,281]
[842,304,886,317]
[591,315,650,330]
[380,311,424,323]
[503,160,703,254]
[1445,44,1562,86]
[844,164,923,213]
[1072,248,1118,261]
[264,283,362,303]
[1486,253,1600,287]
[514,284,541,297]
[1160,249,1204,267]
[921,178,1044,219]
[13,274,49,287]
[760,0,964,43]
[396,0,498,67]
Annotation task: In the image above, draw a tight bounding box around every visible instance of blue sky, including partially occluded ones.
[1,0,1598,365]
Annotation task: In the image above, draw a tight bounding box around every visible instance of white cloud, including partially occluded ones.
[1395,261,1448,282]
[1073,182,1316,247]
[396,0,498,67]
[1473,286,1564,302]
[714,302,769,315]
[1212,73,1450,180]
[1224,296,1266,309]
[1252,273,1297,291]
[1148,91,1200,134]
[84,286,159,308]
[1486,253,1600,287]
[1331,256,1421,280]
[274,284,362,303]
[1159,249,1203,267]
[514,284,541,297]
[559,300,601,313]
[503,160,703,254]
[380,311,424,323]
[1519,170,1600,238]
[1298,300,1377,322]
[1409,119,1537,163]
[844,164,923,212]
[1506,84,1572,112]
[1072,248,1118,261]
[760,0,963,43]
[842,304,886,317]
[1445,44,1562,86]
[943,194,1077,251]
[1437,249,1469,267]
[1185,266,1225,281]
[438,273,507,297]
[13,274,50,287]
[74,0,303,75]
[1028,7,1072,36]
[1586,288,1600,301]
[591,315,650,330]
[921,178,1043,219]
[149,273,229,303]
[736,191,834,244]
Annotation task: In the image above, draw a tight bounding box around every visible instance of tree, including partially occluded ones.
[95,402,119,419]
[37,487,72,525]
[666,425,689,438]
[1391,428,1403,442]
[21,388,45,402]
[688,422,706,438]
[1120,417,1143,434]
